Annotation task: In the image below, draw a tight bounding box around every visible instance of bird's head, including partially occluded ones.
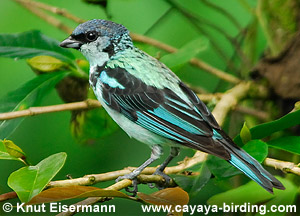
[60,19,132,65]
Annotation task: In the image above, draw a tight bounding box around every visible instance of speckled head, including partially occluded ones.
[60,19,130,50]
[73,19,129,38]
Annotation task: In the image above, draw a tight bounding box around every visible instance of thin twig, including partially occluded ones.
[235,105,269,120]
[0,100,101,121]
[265,158,300,176]
[212,81,251,126]
[166,0,239,72]
[201,0,242,30]
[0,192,17,202]
[15,0,85,23]
[131,33,240,84]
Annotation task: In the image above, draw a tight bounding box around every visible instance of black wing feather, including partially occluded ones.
[95,66,230,159]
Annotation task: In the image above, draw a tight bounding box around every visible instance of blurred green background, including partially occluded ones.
[0,0,299,215]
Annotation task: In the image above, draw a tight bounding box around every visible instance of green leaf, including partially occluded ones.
[240,122,251,144]
[0,140,24,162]
[208,177,297,216]
[254,178,297,216]
[28,186,133,205]
[268,136,300,155]
[234,109,300,146]
[207,140,268,179]
[208,180,274,206]
[2,139,26,159]
[0,72,68,139]
[160,37,208,69]
[8,152,67,202]
[71,107,119,144]
[243,140,268,163]
[0,31,74,62]
[294,101,300,111]
[27,55,66,72]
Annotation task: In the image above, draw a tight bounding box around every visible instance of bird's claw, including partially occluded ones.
[116,174,138,197]
[148,170,172,190]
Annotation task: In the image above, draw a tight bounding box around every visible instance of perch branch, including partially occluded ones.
[49,151,207,188]
[14,0,241,84]
[55,152,207,216]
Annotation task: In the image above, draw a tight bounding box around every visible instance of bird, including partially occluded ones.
[60,19,285,194]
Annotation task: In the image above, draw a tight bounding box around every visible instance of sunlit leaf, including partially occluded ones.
[208,177,296,216]
[8,152,67,202]
[0,72,68,139]
[240,122,251,144]
[0,31,74,62]
[254,178,297,216]
[207,140,268,179]
[0,140,24,162]
[268,136,300,155]
[1,139,26,160]
[234,109,300,146]
[28,186,132,205]
[208,180,273,206]
[27,56,66,72]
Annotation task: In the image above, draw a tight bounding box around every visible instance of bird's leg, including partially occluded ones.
[148,147,180,189]
[116,145,163,196]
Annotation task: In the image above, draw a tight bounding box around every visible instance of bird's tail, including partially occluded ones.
[225,145,285,193]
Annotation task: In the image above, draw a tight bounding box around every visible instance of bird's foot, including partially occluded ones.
[148,169,171,190]
[116,173,139,197]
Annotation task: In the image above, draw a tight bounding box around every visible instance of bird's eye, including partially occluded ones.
[86,31,97,42]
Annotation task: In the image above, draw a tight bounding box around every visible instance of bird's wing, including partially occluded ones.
[96,66,230,159]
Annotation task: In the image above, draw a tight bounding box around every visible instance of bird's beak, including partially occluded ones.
[60,36,82,49]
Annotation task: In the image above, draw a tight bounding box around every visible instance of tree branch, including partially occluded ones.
[235,105,269,121]
[49,151,207,188]
[0,100,101,121]
[0,192,17,202]
[54,152,207,216]
[212,81,251,126]
[265,158,300,176]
